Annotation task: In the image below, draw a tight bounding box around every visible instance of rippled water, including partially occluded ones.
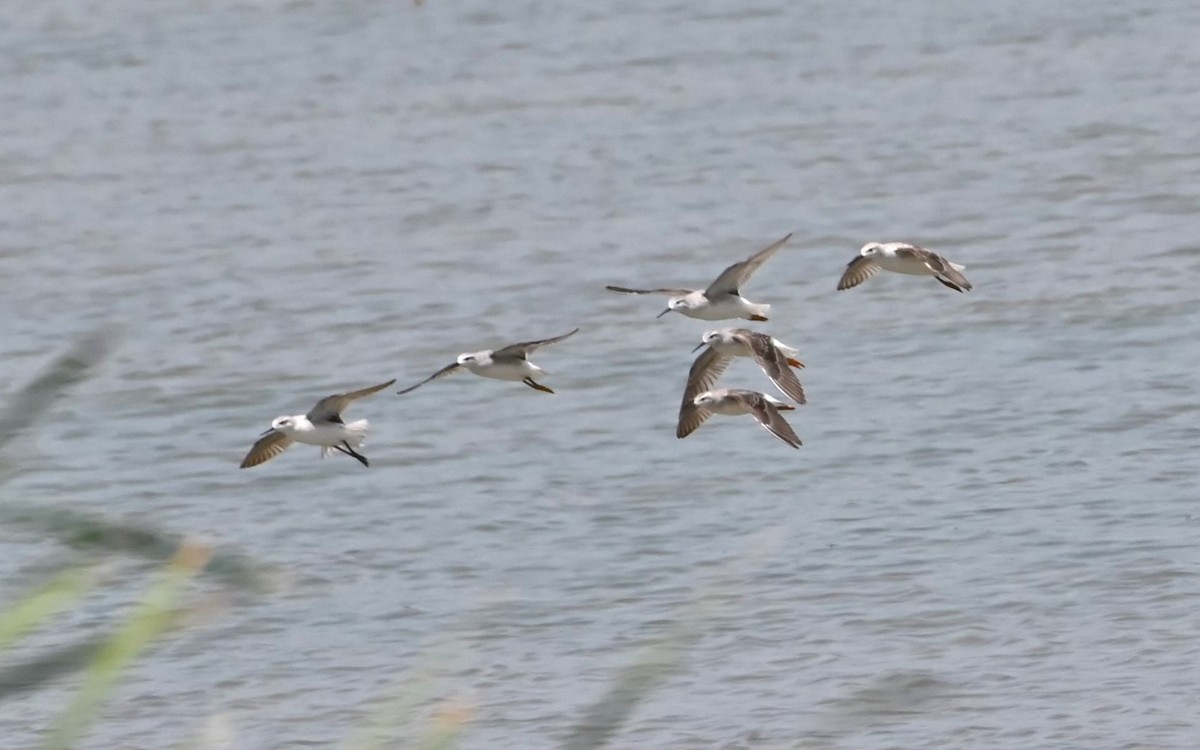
[3,0,1199,747]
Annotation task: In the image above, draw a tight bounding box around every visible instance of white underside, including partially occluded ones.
[703,393,787,416]
[877,255,965,276]
[467,361,541,382]
[710,401,752,417]
[878,256,935,276]
[285,419,369,452]
[680,295,770,321]
[712,337,797,359]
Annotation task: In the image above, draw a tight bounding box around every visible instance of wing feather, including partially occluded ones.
[240,430,294,468]
[736,331,806,404]
[705,233,791,295]
[891,244,927,260]
[605,285,693,295]
[836,255,881,290]
[396,364,462,394]
[676,401,714,439]
[307,379,396,420]
[492,328,580,360]
[734,391,802,448]
[676,348,732,438]
[923,254,972,292]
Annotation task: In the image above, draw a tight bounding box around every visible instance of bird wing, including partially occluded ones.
[307,379,396,420]
[734,391,802,448]
[240,430,294,468]
[676,400,714,440]
[736,331,806,404]
[919,252,973,292]
[396,363,463,394]
[704,233,792,296]
[605,285,693,296]
[676,347,733,438]
[492,328,580,360]
[836,254,881,290]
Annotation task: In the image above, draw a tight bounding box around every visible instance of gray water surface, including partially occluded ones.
[2,0,1199,747]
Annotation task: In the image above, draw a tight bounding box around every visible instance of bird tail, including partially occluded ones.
[320,419,369,459]
[771,339,804,368]
[763,394,794,410]
[747,303,771,322]
[950,261,966,271]
[772,338,801,361]
[343,419,370,447]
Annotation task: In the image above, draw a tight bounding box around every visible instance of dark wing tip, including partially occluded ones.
[934,276,967,293]
[398,373,435,393]
[396,362,462,393]
[676,400,712,439]
[396,381,429,395]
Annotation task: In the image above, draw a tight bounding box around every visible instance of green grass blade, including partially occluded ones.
[0,601,208,701]
[341,638,468,750]
[0,634,109,701]
[414,704,469,750]
[558,620,701,750]
[0,566,99,653]
[41,541,210,750]
[0,502,276,593]
[0,330,114,455]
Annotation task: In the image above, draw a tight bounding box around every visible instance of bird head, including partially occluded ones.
[658,296,689,318]
[268,415,296,435]
[693,329,721,352]
[456,350,491,367]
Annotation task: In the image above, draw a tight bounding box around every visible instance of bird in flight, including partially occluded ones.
[677,388,802,449]
[606,233,792,320]
[837,242,972,293]
[397,328,580,395]
[240,379,396,469]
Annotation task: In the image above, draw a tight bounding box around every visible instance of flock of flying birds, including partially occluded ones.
[239,236,973,468]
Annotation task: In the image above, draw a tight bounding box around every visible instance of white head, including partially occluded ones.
[692,329,727,352]
[456,350,491,367]
[268,415,299,435]
[692,391,719,408]
[859,242,884,258]
[658,295,693,318]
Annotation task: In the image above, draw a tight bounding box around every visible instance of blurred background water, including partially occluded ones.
[2,0,1199,747]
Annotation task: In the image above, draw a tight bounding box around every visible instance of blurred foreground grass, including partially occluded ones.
[1,333,722,749]
[0,333,277,747]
